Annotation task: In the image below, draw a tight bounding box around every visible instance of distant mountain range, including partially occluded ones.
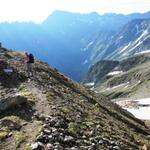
[84,53,150,83]
[89,18,150,63]
[0,10,150,81]
[83,53,150,100]
[1,48,150,149]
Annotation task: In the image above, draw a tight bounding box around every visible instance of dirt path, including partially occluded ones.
[26,81,51,115]
[18,81,52,149]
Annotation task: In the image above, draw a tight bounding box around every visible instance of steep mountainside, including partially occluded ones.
[0,48,150,150]
[85,54,150,84]
[83,60,119,84]
[85,53,150,101]
[0,11,150,81]
[90,18,150,63]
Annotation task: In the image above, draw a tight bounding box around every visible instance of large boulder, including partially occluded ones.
[0,94,27,113]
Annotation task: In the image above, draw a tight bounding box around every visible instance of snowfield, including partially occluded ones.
[117,98,150,120]
[107,71,123,76]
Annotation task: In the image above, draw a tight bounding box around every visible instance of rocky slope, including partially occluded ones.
[84,53,150,83]
[83,60,119,84]
[85,53,150,102]
[0,48,150,150]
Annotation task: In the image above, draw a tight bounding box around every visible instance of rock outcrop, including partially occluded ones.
[0,94,27,113]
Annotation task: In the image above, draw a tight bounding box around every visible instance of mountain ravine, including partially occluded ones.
[84,53,150,100]
[0,48,150,150]
[1,11,150,81]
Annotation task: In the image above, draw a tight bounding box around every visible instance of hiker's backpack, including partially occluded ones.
[29,53,34,63]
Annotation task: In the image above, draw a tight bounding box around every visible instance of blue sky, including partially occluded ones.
[0,0,150,23]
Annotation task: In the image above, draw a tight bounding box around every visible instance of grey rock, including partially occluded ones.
[99,140,104,145]
[64,136,75,142]
[56,135,64,143]
[31,142,38,150]
[46,143,54,150]
[64,136,75,146]
[43,129,51,134]
[70,147,79,150]
[49,118,57,126]
[102,137,109,144]
[8,132,13,137]
[54,144,63,150]
[52,128,57,133]
[113,146,121,150]
[52,132,60,138]
[110,140,117,146]
[36,133,43,141]
[147,135,150,139]
[31,142,44,150]
[48,135,53,139]
[0,95,27,113]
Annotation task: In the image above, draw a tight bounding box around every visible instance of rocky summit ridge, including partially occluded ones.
[0,48,150,150]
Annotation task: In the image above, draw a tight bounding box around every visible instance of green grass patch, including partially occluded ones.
[24,144,32,150]
[62,106,72,114]
[14,131,27,147]
[0,131,8,140]
[68,122,79,136]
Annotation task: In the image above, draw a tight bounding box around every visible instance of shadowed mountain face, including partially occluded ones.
[0,11,150,81]
[90,18,150,63]
[0,48,150,149]
[83,60,119,84]
[84,54,150,85]
[84,53,150,102]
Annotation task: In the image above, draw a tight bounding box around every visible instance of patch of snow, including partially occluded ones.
[125,107,150,120]
[84,82,95,86]
[128,41,142,52]
[82,41,94,51]
[83,59,88,65]
[135,49,150,55]
[120,43,131,53]
[118,36,123,40]
[121,98,150,120]
[134,30,148,44]
[137,80,142,84]
[106,82,129,90]
[135,24,140,35]
[90,87,95,90]
[127,30,148,53]
[107,71,123,76]
[137,98,150,105]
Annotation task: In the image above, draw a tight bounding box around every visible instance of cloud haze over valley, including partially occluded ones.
[0,1,150,149]
[0,0,150,22]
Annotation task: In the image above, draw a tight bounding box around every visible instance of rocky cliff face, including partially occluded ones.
[84,54,150,86]
[90,18,150,63]
[86,53,150,102]
[83,60,119,84]
[0,48,150,150]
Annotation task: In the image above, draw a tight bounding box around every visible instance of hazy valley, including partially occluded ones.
[0,11,150,81]
[0,10,150,150]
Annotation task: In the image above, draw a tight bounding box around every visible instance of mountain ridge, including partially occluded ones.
[84,53,150,102]
[1,10,150,81]
[89,18,150,63]
[0,48,150,149]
